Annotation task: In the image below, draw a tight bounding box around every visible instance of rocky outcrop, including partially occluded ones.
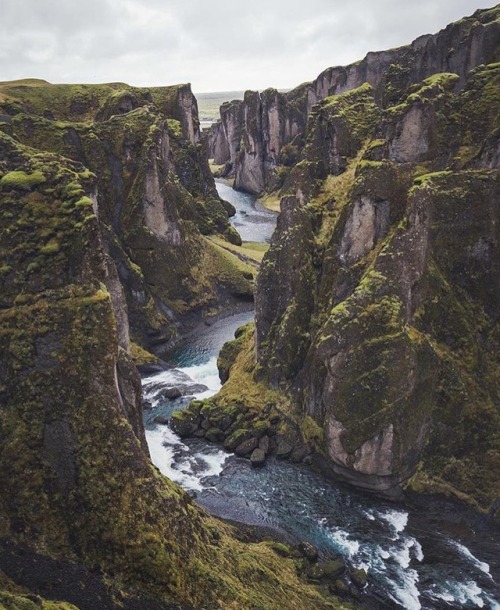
[209,6,500,194]
[0,103,342,610]
[0,80,250,353]
[254,56,500,508]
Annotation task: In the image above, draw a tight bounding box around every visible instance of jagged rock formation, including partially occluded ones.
[186,7,500,511]
[209,6,500,195]
[254,56,500,506]
[0,80,249,355]
[0,94,345,608]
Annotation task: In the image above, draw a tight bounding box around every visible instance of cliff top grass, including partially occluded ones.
[0,79,190,122]
[207,235,266,265]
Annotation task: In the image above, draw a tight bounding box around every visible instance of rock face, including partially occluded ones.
[0,80,250,354]
[0,87,337,610]
[254,10,500,508]
[209,7,500,195]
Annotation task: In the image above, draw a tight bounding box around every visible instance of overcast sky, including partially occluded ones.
[0,1,494,93]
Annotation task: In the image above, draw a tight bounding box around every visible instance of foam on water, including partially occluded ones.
[388,570,421,610]
[377,508,408,538]
[326,528,361,558]
[146,426,229,493]
[413,539,424,562]
[429,580,489,608]
[178,356,221,398]
[451,541,492,579]
[392,538,414,569]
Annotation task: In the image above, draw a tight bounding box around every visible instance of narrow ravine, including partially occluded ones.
[142,183,500,610]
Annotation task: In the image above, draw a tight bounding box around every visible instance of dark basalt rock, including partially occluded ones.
[235,437,259,457]
[250,448,266,468]
[297,542,319,563]
[162,387,183,400]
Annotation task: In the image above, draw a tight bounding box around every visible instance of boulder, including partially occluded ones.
[235,437,259,457]
[290,446,310,463]
[162,387,182,400]
[306,559,346,582]
[350,568,368,588]
[205,428,225,443]
[153,416,169,425]
[276,440,293,459]
[250,448,266,468]
[258,435,270,455]
[297,542,318,563]
[224,429,254,451]
[170,410,199,437]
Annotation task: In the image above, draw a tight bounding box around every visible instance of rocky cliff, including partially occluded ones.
[209,6,500,195]
[253,58,500,506]
[0,86,348,609]
[181,7,500,511]
[0,80,249,355]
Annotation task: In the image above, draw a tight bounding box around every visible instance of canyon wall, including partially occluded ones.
[209,6,500,196]
[0,82,338,609]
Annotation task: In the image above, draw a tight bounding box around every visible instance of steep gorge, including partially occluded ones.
[195,6,500,511]
[0,5,499,609]
[209,6,499,196]
[0,83,346,609]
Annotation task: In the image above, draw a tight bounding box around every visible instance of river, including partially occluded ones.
[142,181,500,609]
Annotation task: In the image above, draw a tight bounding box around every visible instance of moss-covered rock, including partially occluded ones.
[0,79,251,353]
[0,98,352,610]
[250,58,500,508]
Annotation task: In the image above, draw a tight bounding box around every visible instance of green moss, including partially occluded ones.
[166,118,182,137]
[0,591,80,610]
[129,342,159,366]
[0,170,46,190]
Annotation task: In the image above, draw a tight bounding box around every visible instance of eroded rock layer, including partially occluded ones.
[0,86,344,609]
[209,6,499,195]
[255,58,500,506]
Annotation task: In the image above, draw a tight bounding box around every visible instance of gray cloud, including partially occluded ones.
[0,0,492,91]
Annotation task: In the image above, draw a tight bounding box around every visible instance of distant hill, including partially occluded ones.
[195,90,245,122]
[196,89,290,123]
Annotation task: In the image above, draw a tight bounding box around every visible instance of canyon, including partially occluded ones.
[0,5,499,610]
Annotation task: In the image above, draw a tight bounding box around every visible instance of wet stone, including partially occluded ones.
[250,448,266,468]
[258,435,270,455]
[350,567,368,588]
[205,428,225,443]
[276,440,293,459]
[235,437,259,457]
[162,387,182,400]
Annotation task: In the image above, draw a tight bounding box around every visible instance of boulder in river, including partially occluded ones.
[162,387,182,400]
[235,437,259,457]
[153,416,169,425]
[305,559,346,582]
[224,428,254,451]
[170,410,199,437]
[276,440,293,459]
[250,448,266,467]
[350,567,368,588]
[258,435,270,455]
